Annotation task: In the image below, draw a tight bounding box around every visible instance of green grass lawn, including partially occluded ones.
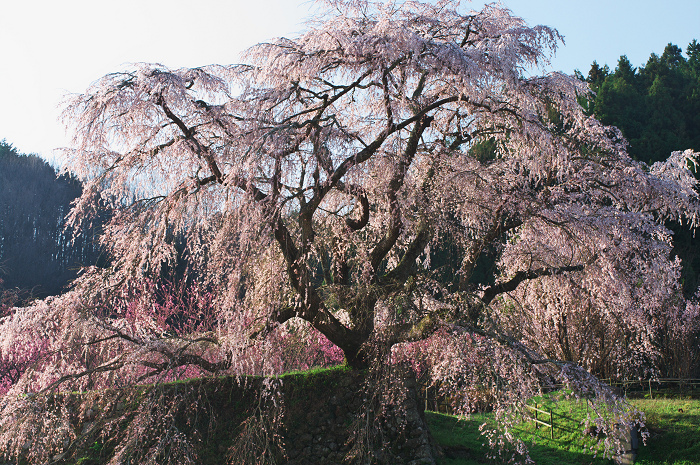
[426,398,700,465]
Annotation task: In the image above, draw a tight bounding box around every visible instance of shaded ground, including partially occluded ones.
[426,398,700,465]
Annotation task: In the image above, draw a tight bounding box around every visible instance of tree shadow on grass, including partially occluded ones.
[635,412,700,465]
[426,411,614,465]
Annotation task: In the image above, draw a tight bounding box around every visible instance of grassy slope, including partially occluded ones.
[426,399,700,465]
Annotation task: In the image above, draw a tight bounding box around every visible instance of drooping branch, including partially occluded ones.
[337,182,370,231]
[137,351,231,381]
[480,263,587,307]
[381,219,433,285]
[370,114,434,273]
[155,94,224,183]
[40,355,126,393]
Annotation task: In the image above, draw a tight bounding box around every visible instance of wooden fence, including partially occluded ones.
[527,403,555,439]
[598,378,700,398]
[418,383,452,414]
[417,378,700,416]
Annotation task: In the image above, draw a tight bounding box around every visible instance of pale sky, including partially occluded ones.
[1,0,698,164]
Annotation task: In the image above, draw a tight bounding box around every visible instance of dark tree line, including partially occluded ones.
[0,140,102,298]
[581,41,700,165]
[580,40,700,296]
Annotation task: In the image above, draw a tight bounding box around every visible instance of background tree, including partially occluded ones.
[2,1,699,463]
[584,43,700,166]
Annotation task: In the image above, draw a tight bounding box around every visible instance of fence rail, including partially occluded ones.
[599,378,700,398]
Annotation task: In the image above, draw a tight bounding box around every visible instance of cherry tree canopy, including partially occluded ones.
[1,0,699,462]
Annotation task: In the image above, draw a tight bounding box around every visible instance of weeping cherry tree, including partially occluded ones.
[1,0,699,463]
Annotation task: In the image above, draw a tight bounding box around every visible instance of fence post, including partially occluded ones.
[550,408,554,440]
[534,403,538,430]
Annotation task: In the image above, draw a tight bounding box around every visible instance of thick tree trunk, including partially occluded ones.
[344,346,370,370]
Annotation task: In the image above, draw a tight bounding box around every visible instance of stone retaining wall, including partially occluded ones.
[281,369,435,465]
[13,367,436,465]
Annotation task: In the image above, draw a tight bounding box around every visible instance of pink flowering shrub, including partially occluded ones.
[0,336,48,396]
[107,278,218,338]
[273,321,345,372]
[0,280,45,396]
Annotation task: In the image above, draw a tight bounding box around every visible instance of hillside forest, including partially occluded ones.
[0,141,103,299]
